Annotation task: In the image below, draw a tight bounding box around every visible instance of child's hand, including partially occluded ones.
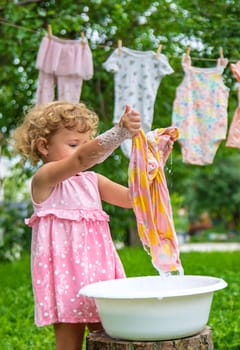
[119,104,141,136]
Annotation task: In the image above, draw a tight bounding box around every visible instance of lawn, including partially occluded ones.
[0,247,240,349]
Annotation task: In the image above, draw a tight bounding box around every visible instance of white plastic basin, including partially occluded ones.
[79,275,227,341]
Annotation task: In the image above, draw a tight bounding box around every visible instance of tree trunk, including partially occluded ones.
[87,327,213,350]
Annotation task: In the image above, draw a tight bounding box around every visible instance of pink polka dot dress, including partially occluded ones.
[25,171,125,326]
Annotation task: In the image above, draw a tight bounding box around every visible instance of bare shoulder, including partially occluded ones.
[31,163,56,203]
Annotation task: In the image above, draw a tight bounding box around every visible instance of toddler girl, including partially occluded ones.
[13,101,141,350]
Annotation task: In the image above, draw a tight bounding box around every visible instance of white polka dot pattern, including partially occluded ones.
[26,171,126,326]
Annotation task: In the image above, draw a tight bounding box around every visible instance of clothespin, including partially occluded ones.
[81,31,85,47]
[47,24,52,39]
[184,46,191,63]
[219,46,227,66]
[118,39,122,55]
[155,44,163,59]
[186,46,191,56]
[219,47,224,58]
[219,46,224,62]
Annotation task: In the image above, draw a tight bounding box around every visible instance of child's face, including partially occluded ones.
[45,126,91,162]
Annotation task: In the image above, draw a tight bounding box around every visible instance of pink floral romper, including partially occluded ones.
[172,54,229,165]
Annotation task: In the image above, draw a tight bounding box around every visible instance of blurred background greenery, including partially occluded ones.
[1,0,240,260]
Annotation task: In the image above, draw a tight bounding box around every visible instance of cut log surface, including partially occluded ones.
[87,326,213,350]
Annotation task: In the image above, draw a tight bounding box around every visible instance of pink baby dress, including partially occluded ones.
[25,171,125,326]
[35,35,93,104]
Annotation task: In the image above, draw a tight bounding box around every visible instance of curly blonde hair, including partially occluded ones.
[13,101,99,165]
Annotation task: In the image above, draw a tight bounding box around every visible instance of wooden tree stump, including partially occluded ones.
[87,326,213,350]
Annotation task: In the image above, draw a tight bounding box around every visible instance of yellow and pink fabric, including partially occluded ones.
[128,128,184,275]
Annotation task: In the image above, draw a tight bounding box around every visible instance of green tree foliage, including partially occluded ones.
[183,154,240,231]
[0,0,240,252]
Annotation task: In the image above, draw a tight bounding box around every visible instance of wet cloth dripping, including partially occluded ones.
[128,128,184,275]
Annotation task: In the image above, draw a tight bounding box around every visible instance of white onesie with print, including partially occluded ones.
[103,47,174,157]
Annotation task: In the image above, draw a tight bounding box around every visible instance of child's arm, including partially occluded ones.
[32,105,140,203]
[79,105,140,167]
[97,174,132,208]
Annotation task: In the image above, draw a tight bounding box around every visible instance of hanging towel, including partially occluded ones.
[128,128,184,275]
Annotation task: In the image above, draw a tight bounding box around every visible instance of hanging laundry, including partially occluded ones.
[226,61,240,149]
[172,54,229,165]
[128,128,183,275]
[35,35,93,104]
[103,47,174,157]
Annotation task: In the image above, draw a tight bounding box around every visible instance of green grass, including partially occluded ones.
[0,254,55,350]
[0,248,240,349]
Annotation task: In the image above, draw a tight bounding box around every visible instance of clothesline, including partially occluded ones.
[2,17,239,162]
[0,17,238,63]
[0,18,40,33]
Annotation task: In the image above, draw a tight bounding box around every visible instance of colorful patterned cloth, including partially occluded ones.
[172,54,229,165]
[128,128,184,275]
